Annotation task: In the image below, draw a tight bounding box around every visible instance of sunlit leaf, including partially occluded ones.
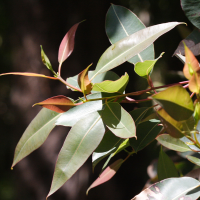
[157,147,179,181]
[156,134,191,152]
[0,72,58,80]
[40,45,54,73]
[92,130,124,168]
[12,108,61,167]
[106,4,154,64]
[67,70,120,92]
[101,102,136,138]
[33,95,75,113]
[132,177,200,200]
[58,22,80,65]
[130,119,162,153]
[87,159,124,194]
[56,93,104,127]
[78,64,92,95]
[134,52,164,79]
[181,0,200,29]
[152,85,194,121]
[91,22,184,80]
[183,43,200,79]
[187,155,200,166]
[156,108,183,138]
[47,111,105,198]
[92,72,129,93]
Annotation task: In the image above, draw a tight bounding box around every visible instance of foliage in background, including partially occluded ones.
[2,1,200,199]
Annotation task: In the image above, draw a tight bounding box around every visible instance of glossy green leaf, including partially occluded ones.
[158,147,179,181]
[91,22,183,80]
[187,155,200,166]
[132,177,200,200]
[156,108,183,138]
[67,70,119,91]
[180,135,200,152]
[181,0,200,29]
[134,52,164,79]
[152,85,194,121]
[129,107,151,127]
[87,159,124,195]
[56,93,104,127]
[47,111,105,197]
[92,130,124,168]
[12,108,61,167]
[101,102,136,138]
[106,4,154,64]
[156,134,191,152]
[40,45,54,72]
[130,119,162,153]
[92,72,129,93]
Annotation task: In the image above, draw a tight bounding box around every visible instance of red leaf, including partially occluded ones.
[58,23,80,64]
[33,95,75,113]
[0,72,58,80]
[86,159,124,194]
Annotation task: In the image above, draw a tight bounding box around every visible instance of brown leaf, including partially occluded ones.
[78,64,92,95]
[33,95,75,113]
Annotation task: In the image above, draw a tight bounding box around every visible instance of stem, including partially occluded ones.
[57,76,82,92]
[147,75,157,94]
[121,97,151,104]
[86,81,189,102]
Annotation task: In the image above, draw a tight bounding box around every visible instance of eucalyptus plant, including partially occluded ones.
[2,1,200,199]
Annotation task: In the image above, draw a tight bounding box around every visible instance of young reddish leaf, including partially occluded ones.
[33,95,75,113]
[58,22,80,65]
[78,64,93,96]
[183,43,200,80]
[0,72,58,80]
[86,159,124,194]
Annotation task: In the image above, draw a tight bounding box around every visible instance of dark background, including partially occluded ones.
[0,0,194,200]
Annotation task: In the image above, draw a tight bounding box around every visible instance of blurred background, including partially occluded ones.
[0,0,194,199]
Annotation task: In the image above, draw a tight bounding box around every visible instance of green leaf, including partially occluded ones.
[152,85,194,121]
[87,159,124,195]
[129,107,151,127]
[91,22,184,80]
[156,134,191,152]
[92,130,124,168]
[106,4,154,64]
[134,52,164,79]
[56,93,104,127]
[67,70,120,92]
[130,119,162,153]
[187,155,200,166]
[157,147,179,181]
[40,45,54,72]
[12,108,61,167]
[181,0,200,29]
[92,72,129,93]
[132,177,200,200]
[47,111,105,198]
[101,102,136,138]
[101,139,129,171]
[156,108,183,138]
